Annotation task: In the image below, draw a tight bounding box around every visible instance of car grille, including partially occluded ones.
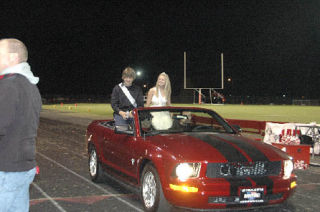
[206,161,281,178]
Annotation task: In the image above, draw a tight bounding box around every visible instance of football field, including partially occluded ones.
[42,103,320,124]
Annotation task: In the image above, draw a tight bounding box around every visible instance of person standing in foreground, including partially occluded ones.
[0,38,42,212]
[146,72,171,107]
[111,67,144,126]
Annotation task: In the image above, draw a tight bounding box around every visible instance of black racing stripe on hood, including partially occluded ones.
[215,134,269,162]
[186,133,248,162]
[250,177,274,195]
[225,178,252,196]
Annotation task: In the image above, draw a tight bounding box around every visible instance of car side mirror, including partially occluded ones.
[232,125,242,133]
[115,125,134,135]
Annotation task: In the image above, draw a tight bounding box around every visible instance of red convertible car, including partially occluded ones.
[86,107,297,211]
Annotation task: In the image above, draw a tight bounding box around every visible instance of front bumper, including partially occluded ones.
[164,175,297,210]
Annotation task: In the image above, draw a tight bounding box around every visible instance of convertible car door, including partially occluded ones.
[101,127,115,163]
[109,133,137,177]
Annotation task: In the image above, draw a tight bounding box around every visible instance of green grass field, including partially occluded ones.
[42,103,320,123]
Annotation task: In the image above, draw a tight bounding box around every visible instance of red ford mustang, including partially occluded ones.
[86,107,297,211]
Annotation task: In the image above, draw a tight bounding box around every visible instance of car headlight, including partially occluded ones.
[175,163,201,182]
[283,159,294,179]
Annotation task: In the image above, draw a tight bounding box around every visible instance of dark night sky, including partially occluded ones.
[1,0,319,98]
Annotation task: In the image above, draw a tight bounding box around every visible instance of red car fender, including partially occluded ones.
[137,145,175,191]
[146,153,179,201]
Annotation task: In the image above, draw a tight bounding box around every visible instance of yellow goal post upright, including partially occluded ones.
[183,51,224,104]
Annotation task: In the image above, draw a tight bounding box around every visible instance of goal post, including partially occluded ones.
[184,51,224,104]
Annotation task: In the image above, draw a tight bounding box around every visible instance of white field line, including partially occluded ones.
[32,182,67,212]
[298,182,320,186]
[36,152,143,212]
[30,193,131,202]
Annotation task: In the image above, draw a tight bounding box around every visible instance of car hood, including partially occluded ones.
[147,132,289,162]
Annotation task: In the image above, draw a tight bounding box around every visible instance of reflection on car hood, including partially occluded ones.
[147,132,289,162]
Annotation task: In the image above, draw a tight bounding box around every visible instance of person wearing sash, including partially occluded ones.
[111,67,144,126]
[146,72,171,107]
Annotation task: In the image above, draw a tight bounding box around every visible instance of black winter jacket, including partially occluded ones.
[111,83,144,114]
[0,74,42,172]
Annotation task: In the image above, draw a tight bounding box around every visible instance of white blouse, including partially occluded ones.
[151,89,167,106]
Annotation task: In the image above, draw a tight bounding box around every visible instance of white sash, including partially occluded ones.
[119,83,137,107]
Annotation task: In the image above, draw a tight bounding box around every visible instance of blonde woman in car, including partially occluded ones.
[146,72,171,107]
[146,72,172,130]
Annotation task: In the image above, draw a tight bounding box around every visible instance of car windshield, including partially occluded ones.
[138,108,236,135]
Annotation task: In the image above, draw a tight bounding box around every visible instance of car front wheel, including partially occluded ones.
[88,145,104,183]
[141,164,171,212]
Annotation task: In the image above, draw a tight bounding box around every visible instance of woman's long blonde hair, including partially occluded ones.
[155,72,171,104]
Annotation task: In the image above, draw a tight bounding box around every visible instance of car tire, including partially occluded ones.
[88,145,104,183]
[141,164,171,212]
